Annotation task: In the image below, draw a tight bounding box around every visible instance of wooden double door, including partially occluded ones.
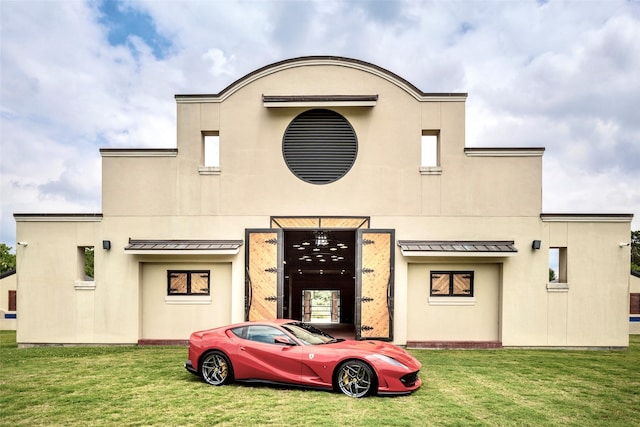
[245,229,394,340]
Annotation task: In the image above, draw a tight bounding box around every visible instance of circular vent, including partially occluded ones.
[282,109,358,185]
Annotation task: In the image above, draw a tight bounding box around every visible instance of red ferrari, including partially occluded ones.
[185,319,422,398]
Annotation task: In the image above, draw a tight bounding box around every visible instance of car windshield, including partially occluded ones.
[281,322,340,345]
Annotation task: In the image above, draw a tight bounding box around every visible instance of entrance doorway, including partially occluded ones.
[283,229,356,328]
[245,224,395,341]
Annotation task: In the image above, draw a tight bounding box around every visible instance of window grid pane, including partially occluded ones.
[431,273,450,295]
[191,273,210,294]
[169,273,188,294]
[452,273,472,295]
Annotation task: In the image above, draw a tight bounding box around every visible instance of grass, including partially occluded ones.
[1,331,639,426]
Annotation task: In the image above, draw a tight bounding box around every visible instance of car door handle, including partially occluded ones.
[240,346,246,351]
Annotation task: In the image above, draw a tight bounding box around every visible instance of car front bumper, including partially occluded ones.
[184,360,198,375]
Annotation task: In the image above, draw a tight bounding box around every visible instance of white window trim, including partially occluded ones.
[198,166,221,175]
[428,297,476,306]
[165,295,212,305]
[74,280,96,291]
[547,282,569,292]
[419,166,443,175]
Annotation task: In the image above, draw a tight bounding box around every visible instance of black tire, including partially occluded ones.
[200,351,233,386]
[335,360,376,397]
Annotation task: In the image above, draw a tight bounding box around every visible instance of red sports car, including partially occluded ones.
[185,319,422,398]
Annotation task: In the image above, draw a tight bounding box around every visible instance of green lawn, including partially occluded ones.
[1,331,639,426]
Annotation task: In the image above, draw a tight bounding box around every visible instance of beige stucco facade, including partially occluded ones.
[14,57,633,348]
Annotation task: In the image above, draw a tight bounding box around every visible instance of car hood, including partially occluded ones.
[328,339,421,369]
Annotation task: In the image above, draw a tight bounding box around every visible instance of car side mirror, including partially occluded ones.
[274,336,295,346]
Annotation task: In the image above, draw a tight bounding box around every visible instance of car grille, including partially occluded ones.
[400,371,420,387]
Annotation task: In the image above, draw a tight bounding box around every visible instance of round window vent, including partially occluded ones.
[282,109,358,185]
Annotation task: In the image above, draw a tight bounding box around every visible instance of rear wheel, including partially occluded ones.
[200,351,233,386]
[335,360,375,397]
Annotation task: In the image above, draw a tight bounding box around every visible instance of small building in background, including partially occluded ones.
[0,269,17,331]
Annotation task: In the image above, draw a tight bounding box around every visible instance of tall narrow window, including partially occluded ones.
[421,134,438,167]
[204,134,220,167]
[549,247,567,283]
[78,246,94,281]
[420,131,441,174]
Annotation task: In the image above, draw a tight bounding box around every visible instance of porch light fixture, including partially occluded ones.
[531,240,541,250]
[102,240,111,250]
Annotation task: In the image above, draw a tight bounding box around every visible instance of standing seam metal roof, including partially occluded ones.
[397,240,517,253]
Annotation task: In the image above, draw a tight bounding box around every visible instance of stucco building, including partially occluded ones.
[14,57,633,348]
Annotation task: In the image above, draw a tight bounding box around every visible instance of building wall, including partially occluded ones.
[407,262,500,342]
[499,218,631,347]
[140,261,232,340]
[13,57,633,347]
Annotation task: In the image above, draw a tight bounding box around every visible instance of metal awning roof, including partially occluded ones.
[263,94,378,107]
[398,240,518,257]
[124,239,243,255]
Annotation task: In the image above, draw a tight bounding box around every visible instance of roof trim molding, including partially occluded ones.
[398,240,518,258]
[465,147,545,157]
[100,148,178,158]
[124,239,243,255]
[175,56,468,103]
[0,269,16,280]
[541,213,634,223]
[14,213,103,222]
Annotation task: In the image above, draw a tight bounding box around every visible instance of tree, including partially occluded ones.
[632,230,640,273]
[85,247,94,279]
[549,268,557,282]
[0,243,16,274]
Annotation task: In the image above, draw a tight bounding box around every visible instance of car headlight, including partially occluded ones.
[369,354,409,370]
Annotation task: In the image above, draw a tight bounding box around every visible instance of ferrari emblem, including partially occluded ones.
[309,353,314,360]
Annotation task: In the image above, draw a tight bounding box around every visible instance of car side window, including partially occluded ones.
[244,325,291,345]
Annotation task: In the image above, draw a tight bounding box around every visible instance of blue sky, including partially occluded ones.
[98,0,172,59]
[1,0,639,250]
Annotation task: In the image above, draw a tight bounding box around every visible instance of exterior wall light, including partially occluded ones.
[619,242,630,247]
[102,240,112,250]
[531,240,541,250]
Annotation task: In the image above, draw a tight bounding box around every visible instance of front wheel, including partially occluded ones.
[200,351,233,386]
[335,360,375,398]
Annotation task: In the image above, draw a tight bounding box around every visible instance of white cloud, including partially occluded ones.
[1,0,639,247]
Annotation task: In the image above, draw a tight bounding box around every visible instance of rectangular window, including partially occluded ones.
[421,134,438,167]
[204,134,220,167]
[77,246,94,281]
[168,271,210,296]
[430,271,474,297]
[549,247,567,283]
[631,293,640,314]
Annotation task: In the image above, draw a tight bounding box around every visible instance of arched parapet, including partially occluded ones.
[175,56,467,103]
